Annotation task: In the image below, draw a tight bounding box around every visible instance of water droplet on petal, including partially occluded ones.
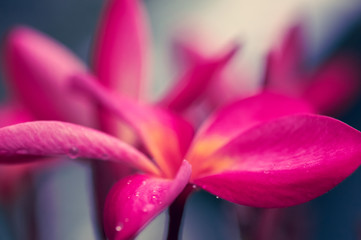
[192,184,197,189]
[215,196,220,199]
[124,218,129,223]
[16,149,28,154]
[142,204,154,212]
[142,180,147,185]
[126,180,132,185]
[115,223,123,232]
[68,147,79,159]
[135,192,140,197]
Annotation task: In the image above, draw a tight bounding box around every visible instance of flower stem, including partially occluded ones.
[166,184,195,240]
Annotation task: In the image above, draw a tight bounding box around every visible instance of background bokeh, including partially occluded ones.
[1,0,361,239]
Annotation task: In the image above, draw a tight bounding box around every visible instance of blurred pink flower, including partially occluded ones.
[264,23,361,116]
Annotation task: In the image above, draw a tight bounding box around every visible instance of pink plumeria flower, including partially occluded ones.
[177,22,361,118]
[0,0,236,210]
[2,69,361,240]
[264,22,361,116]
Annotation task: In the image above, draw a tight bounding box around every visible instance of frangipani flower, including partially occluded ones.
[264,22,361,116]
[0,0,237,217]
[1,72,361,240]
[176,21,361,118]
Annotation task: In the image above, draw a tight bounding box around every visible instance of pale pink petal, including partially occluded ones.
[158,44,239,112]
[302,54,361,115]
[187,93,313,176]
[104,160,191,240]
[92,0,149,99]
[0,121,160,176]
[72,74,194,178]
[192,114,361,207]
[2,26,95,126]
[0,103,34,127]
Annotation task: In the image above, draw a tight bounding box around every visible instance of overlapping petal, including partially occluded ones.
[187,93,313,176]
[72,74,194,178]
[159,44,239,112]
[92,0,149,99]
[192,114,361,207]
[2,26,95,126]
[302,54,361,115]
[0,103,34,127]
[0,121,160,175]
[264,23,305,93]
[104,160,191,240]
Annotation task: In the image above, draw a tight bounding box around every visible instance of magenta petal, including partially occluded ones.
[0,103,34,127]
[302,54,361,115]
[158,44,239,112]
[2,26,95,126]
[193,114,361,207]
[264,23,305,93]
[92,0,149,99]
[72,74,194,178]
[104,160,191,240]
[187,93,313,175]
[0,121,160,175]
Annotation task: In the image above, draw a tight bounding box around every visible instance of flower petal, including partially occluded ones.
[0,103,34,127]
[187,93,313,176]
[92,0,149,99]
[2,26,95,126]
[0,121,160,176]
[193,114,361,207]
[158,44,239,112]
[264,22,305,94]
[104,160,191,240]
[72,74,194,178]
[302,54,361,115]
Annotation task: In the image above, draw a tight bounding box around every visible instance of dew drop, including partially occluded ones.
[115,223,123,232]
[192,184,197,189]
[215,196,220,199]
[142,204,154,212]
[142,180,147,185]
[126,180,132,185]
[127,196,131,199]
[152,195,157,200]
[124,218,129,223]
[68,147,79,159]
[135,192,140,197]
[16,149,28,155]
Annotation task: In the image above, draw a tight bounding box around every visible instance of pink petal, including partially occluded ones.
[158,44,239,112]
[92,0,149,99]
[72,74,194,178]
[187,93,313,176]
[193,114,361,207]
[264,23,306,94]
[0,121,160,176]
[0,103,34,127]
[2,26,95,126]
[104,160,191,240]
[302,54,361,115]
[0,164,33,204]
